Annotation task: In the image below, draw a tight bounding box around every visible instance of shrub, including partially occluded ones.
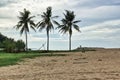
[15,40,25,52]
[3,39,16,53]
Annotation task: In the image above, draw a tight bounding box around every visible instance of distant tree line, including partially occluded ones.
[0,33,25,53]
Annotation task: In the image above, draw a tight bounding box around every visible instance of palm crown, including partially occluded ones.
[16,9,35,34]
[57,10,80,34]
[37,7,54,32]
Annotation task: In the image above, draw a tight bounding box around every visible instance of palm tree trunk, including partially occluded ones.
[25,30,28,51]
[69,34,71,51]
[47,30,49,51]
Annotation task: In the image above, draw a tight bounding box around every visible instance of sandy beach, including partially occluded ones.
[0,49,120,80]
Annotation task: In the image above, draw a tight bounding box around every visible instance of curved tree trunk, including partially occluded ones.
[47,30,49,51]
[25,30,28,51]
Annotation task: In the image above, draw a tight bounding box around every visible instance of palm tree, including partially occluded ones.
[36,7,58,51]
[15,8,36,51]
[55,10,81,51]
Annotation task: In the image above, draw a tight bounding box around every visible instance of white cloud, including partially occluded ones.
[76,5,120,19]
[73,19,120,41]
[0,0,120,49]
[82,19,120,32]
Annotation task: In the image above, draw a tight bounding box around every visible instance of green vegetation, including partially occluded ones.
[0,33,25,53]
[15,40,25,52]
[0,52,67,67]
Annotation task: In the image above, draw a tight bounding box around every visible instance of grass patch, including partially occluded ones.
[0,53,67,67]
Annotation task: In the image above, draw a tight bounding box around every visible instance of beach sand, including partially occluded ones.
[0,49,120,80]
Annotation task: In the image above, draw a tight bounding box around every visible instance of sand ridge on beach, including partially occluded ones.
[0,49,120,80]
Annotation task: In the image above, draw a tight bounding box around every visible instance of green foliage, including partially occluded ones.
[0,33,7,42]
[3,39,16,53]
[0,42,4,48]
[0,33,8,48]
[0,33,25,53]
[16,40,25,52]
[0,53,67,67]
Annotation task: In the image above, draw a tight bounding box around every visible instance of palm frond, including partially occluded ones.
[61,19,67,24]
[39,26,45,32]
[48,21,54,31]
[65,10,75,21]
[73,24,80,32]
[18,16,23,21]
[30,25,36,32]
[15,21,23,29]
[19,12,24,17]
[37,22,45,28]
[56,25,64,29]
[28,16,35,21]
[20,27,24,35]
[51,16,59,19]
[53,20,60,26]
[73,20,81,23]
[36,21,41,27]
[37,22,46,31]
[29,20,36,32]
[41,14,46,18]
[47,7,52,17]
[29,20,35,26]
[59,26,69,34]
[43,12,47,17]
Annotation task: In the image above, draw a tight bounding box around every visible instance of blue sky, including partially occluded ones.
[0,0,120,50]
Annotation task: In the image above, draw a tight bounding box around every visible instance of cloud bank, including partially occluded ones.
[0,0,120,50]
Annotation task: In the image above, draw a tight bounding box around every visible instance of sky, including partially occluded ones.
[0,0,120,50]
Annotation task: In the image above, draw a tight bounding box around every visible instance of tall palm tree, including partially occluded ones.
[55,10,81,51]
[15,8,36,51]
[36,7,58,51]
